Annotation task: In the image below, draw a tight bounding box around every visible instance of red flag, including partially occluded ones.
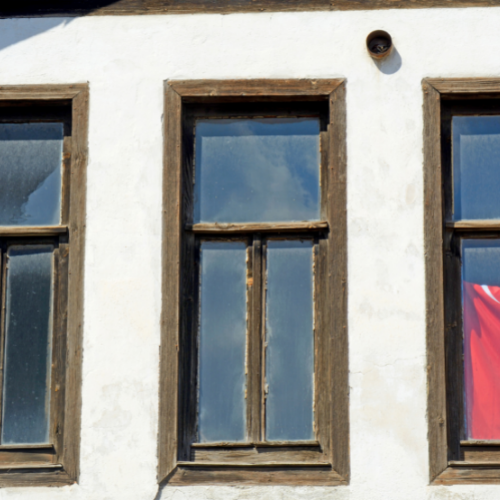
[464,281,500,439]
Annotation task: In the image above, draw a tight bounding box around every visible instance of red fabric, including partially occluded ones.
[464,282,500,439]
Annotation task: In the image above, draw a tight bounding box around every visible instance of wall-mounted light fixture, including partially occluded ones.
[366,30,393,60]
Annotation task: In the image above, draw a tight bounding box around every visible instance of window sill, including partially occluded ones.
[166,461,346,486]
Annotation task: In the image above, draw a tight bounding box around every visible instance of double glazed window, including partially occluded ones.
[0,87,88,487]
[160,80,348,485]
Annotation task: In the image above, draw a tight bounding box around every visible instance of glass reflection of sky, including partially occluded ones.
[198,242,247,443]
[194,118,320,223]
[265,240,314,441]
[453,116,500,220]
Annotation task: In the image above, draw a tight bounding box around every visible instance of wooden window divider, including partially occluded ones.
[176,461,332,468]
[187,221,329,234]
[0,226,68,237]
[446,220,500,230]
[190,440,320,448]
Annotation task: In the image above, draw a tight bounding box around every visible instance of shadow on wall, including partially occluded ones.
[371,46,403,75]
[0,0,122,52]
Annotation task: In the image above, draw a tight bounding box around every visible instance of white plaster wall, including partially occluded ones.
[0,7,497,500]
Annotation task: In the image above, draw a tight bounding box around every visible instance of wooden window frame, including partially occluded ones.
[424,77,500,485]
[159,79,348,486]
[0,85,88,487]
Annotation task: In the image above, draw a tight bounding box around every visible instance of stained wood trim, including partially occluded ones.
[449,461,500,467]
[169,80,341,99]
[191,440,320,448]
[0,226,67,237]
[177,461,331,467]
[0,85,85,100]
[0,445,55,451]
[4,0,500,17]
[168,464,345,486]
[423,79,448,483]
[425,79,500,95]
[328,79,349,482]
[446,220,500,230]
[190,444,324,464]
[190,221,328,234]
[461,441,500,446]
[59,85,88,484]
[159,78,348,486]
[0,464,62,470]
[158,82,183,482]
[0,470,73,487]
[435,466,500,484]
[247,237,263,442]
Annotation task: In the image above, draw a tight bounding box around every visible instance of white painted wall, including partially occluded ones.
[0,7,497,499]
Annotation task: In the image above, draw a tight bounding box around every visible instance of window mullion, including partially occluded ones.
[247,235,263,443]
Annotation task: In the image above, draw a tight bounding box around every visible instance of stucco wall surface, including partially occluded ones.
[0,6,497,500]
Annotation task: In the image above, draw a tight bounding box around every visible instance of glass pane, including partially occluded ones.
[0,123,63,226]
[2,245,54,444]
[453,116,500,220]
[198,242,247,442]
[265,240,314,441]
[194,118,320,223]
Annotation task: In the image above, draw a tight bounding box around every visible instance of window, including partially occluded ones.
[424,78,500,484]
[159,79,348,485]
[0,85,88,486]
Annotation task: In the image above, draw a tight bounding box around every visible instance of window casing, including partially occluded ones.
[159,79,348,486]
[425,78,500,484]
[0,86,88,486]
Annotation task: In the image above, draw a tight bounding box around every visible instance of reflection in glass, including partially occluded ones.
[265,240,314,441]
[2,246,54,444]
[0,123,63,226]
[198,242,247,442]
[462,239,500,439]
[453,116,500,220]
[194,118,320,223]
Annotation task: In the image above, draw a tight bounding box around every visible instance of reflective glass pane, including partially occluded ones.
[462,239,500,439]
[0,123,63,226]
[265,240,314,441]
[453,116,500,220]
[198,242,247,442]
[194,118,320,223]
[2,245,54,444]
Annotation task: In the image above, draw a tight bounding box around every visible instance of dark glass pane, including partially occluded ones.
[0,123,63,226]
[2,245,54,444]
[194,118,320,223]
[198,242,247,442]
[265,240,314,441]
[453,116,500,220]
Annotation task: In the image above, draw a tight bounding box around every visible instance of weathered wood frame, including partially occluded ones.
[0,85,88,487]
[3,0,500,17]
[159,79,348,486]
[424,78,500,485]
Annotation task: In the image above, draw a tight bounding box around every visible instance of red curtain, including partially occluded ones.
[464,281,500,439]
